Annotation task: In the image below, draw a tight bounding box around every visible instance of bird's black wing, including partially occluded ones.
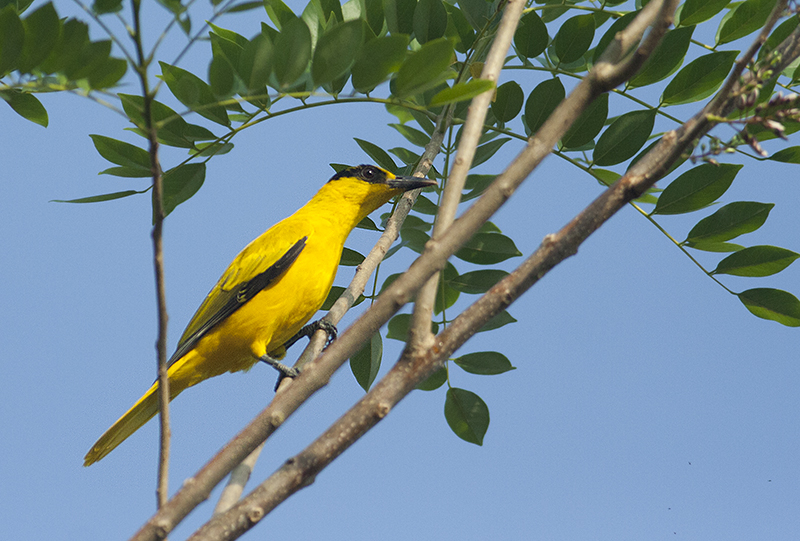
[167,237,307,366]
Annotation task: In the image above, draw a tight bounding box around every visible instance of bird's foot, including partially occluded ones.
[283,319,338,350]
[259,354,301,379]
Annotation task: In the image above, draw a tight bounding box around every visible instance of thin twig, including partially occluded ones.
[410,0,526,347]
[131,0,171,510]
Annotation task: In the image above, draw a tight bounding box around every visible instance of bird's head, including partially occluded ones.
[327,164,436,217]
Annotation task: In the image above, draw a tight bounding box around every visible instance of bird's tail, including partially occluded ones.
[83,355,198,466]
[83,380,164,466]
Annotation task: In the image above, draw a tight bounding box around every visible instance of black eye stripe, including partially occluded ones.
[329,164,387,184]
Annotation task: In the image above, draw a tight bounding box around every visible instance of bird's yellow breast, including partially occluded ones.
[174,206,349,382]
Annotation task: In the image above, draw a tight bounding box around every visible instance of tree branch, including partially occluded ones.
[176,3,680,540]
[410,0,527,349]
[211,108,451,515]
[130,108,452,540]
[131,0,171,510]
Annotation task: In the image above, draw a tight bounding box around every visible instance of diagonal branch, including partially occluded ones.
[130,110,452,541]
[410,0,527,349]
[177,2,680,540]
[211,107,452,515]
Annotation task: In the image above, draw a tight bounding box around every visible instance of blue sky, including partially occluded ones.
[2,1,799,539]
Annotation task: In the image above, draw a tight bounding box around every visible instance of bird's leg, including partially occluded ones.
[271,320,338,390]
[283,319,338,351]
[259,354,301,378]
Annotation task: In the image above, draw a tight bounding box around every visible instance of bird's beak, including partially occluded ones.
[386,175,437,191]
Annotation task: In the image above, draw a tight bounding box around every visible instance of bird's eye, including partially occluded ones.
[362,166,376,180]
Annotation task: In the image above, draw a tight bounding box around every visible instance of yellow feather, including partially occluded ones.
[84,165,434,466]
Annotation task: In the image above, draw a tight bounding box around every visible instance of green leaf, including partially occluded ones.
[661,50,738,106]
[453,351,516,375]
[713,246,799,277]
[119,94,213,149]
[554,14,595,64]
[413,194,438,215]
[678,0,730,26]
[457,0,492,29]
[561,93,608,149]
[0,0,34,12]
[350,332,382,391]
[92,0,122,14]
[716,0,775,45]
[477,310,516,332]
[364,0,384,35]
[491,81,524,123]
[52,190,143,203]
[591,168,620,187]
[592,109,656,167]
[317,0,343,23]
[64,39,112,80]
[17,2,59,73]
[352,34,408,92]
[356,216,380,231]
[629,25,694,88]
[209,54,235,97]
[653,163,741,215]
[685,201,774,244]
[384,0,415,34]
[264,0,297,29]
[87,56,127,89]
[389,146,420,167]
[98,166,152,178]
[769,146,800,163]
[461,174,495,202]
[429,78,494,107]
[444,3,475,53]
[312,19,363,86]
[473,137,510,167]
[456,232,521,264]
[684,241,744,253]
[386,313,439,341]
[399,227,430,253]
[524,77,565,135]
[416,366,447,391]
[354,138,397,171]
[321,285,366,310]
[402,214,432,232]
[239,31,273,92]
[340,247,365,266]
[226,1,262,12]
[38,18,87,74]
[413,0,447,44]
[434,261,460,315]
[0,89,47,126]
[159,62,229,126]
[448,269,509,294]
[445,388,489,445]
[393,37,453,98]
[390,123,430,147]
[513,10,548,58]
[0,6,24,76]
[161,163,206,217]
[273,16,312,90]
[89,134,151,173]
[592,10,637,64]
[759,15,797,60]
[738,288,800,327]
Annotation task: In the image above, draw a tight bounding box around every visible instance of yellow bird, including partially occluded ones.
[84,164,435,466]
